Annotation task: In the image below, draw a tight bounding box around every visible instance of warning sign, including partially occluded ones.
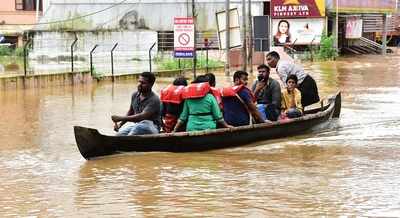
[174,17,194,58]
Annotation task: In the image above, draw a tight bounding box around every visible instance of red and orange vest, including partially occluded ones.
[221,85,255,102]
[182,82,223,108]
[160,84,185,104]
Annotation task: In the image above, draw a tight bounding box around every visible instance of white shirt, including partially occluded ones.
[276,60,307,87]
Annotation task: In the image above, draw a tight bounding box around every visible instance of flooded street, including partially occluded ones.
[0,54,400,217]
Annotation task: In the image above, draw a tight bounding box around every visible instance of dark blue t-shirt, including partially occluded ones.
[222,88,253,126]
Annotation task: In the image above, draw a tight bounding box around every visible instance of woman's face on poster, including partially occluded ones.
[279,21,289,34]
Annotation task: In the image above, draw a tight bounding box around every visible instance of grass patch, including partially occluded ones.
[155,55,224,71]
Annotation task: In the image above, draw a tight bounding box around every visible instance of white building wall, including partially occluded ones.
[39,0,265,31]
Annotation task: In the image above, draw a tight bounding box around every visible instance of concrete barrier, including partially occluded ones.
[0,71,92,90]
[0,66,225,90]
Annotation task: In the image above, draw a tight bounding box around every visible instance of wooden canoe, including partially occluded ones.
[74,92,341,159]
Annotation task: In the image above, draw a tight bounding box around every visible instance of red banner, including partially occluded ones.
[271,0,325,18]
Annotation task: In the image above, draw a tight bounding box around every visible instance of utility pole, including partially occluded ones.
[192,0,197,77]
[36,0,40,22]
[335,0,339,51]
[382,14,388,55]
[247,0,253,74]
[241,0,247,72]
[225,0,230,76]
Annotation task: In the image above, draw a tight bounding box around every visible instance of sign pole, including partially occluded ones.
[248,0,253,74]
[225,0,230,76]
[192,0,197,78]
[335,0,339,50]
[241,0,247,72]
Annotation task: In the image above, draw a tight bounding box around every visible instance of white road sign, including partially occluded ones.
[174,17,194,58]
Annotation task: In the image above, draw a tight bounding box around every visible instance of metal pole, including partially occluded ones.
[149,42,156,72]
[71,33,78,73]
[178,58,182,75]
[206,43,209,74]
[241,0,247,72]
[90,44,98,77]
[382,14,388,55]
[335,0,339,51]
[36,0,40,22]
[111,43,118,82]
[192,0,197,78]
[206,40,213,74]
[225,0,230,76]
[248,0,253,74]
[23,37,32,77]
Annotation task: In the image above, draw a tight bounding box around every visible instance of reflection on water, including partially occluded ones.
[1,55,400,217]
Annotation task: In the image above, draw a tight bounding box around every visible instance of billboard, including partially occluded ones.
[272,18,325,45]
[271,0,325,18]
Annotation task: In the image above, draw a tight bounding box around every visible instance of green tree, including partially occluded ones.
[316,34,338,61]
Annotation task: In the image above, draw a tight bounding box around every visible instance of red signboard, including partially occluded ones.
[271,0,325,18]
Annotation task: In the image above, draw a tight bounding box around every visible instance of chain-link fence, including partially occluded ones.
[0,30,225,77]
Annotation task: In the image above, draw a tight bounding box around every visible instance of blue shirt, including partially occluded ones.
[222,88,253,126]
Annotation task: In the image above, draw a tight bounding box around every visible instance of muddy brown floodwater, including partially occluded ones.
[0,54,399,217]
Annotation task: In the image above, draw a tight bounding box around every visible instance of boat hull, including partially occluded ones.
[74,92,341,159]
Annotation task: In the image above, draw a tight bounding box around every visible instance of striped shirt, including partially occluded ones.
[276,60,307,86]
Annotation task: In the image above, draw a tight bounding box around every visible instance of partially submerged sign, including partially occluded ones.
[174,17,194,58]
[216,8,242,49]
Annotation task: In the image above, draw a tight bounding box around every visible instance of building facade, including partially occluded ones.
[0,0,43,47]
[326,0,398,54]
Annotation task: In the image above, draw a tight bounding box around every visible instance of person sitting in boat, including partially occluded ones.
[221,70,265,126]
[204,72,223,109]
[173,75,232,132]
[281,74,303,119]
[204,72,216,87]
[266,51,319,108]
[111,71,161,136]
[252,64,282,121]
[160,76,188,133]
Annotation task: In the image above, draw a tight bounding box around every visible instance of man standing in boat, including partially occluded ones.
[252,64,282,121]
[266,51,320,107]
[221,71,265,126]
[111,71,161,136]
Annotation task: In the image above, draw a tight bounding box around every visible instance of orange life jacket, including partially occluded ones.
[221,85,255,102]
[182,82,211,99]
[160,84,185,104]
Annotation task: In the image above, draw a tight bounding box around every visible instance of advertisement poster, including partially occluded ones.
[345,17,363,39]
[271,0,325,18]
[272,18,325,45]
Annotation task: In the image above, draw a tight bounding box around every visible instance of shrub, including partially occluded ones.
[14,47,25,57]
[155,55,224,71]
[316,34,338,61]
[0,46,13,56]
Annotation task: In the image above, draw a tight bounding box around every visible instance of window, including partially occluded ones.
[15,0,42,11]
